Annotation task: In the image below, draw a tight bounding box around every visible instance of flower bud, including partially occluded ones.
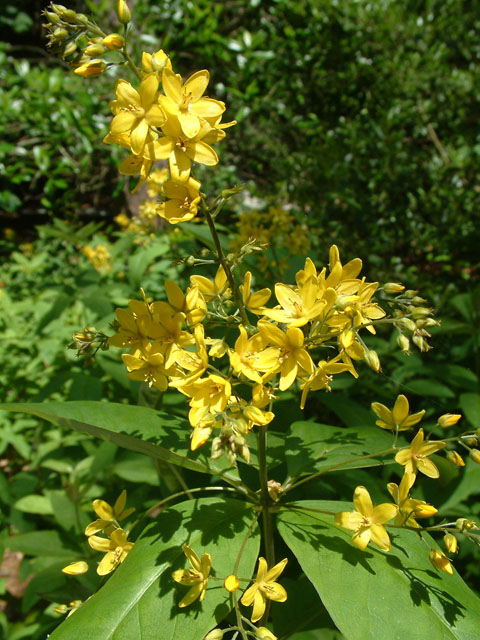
[397,334,410,353]
[412,335,430,352]
[365,349,381,372]
[411,307,432,319]
[45,11,60,23]
[469,449,480,464]
[117,0,131,24]
[84,43,106,57]
[411,296,427,305]
[256,629,278,640]
[464,436,478,447]
[62,561,88,575]
[74,59,107,77]
[63,41,78,57]
[224,574,239,592]
[404,289,418,299]
[62,9,78,22]
[53,27,68,39]
[446,450,465,467]
[204,630,223,640]
[51,4,67,15]
[456,518,478,531]
[429,550,453,575]
[438,413,461,428]
[414,503,438,518]
[443,533,458,554]
[103,33,124,50]
[384,282,405,294]
[267,480,284,502]
[399,318,417,332]
[76,13,89,26]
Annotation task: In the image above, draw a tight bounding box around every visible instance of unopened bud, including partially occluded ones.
[469,449,480,464]
[186,255,196,266]
[74,59,107,77]
[443,533,458,554]
[53,27,68,39]
[63,41,78,57]
[45,11,60,23]
[76,13,89,26]
[103,33,124,50]
[464,436,478,447]
[204,630,223,640]
[62,9,78,22]
[365,349,381,372]
[84,43,106,57]
[62,561,88,575]
[267,480,284,503]
[456,518,478,531]
[404,290,418,299]
[414,502,438,518]
[446,450,465,467]
[117,0,131,24]
[54,604,68,614]
[51,4,67,15]
[429,550,453,575]
[438,414,461,428]
[224,574,239,592]
[399,318,417,332]
[417,317,438,329]
[384,282,405,294]
[397,334,410,353]
[256,629,278,640]
[411,307,432,319]
[411,296,427,305]
[412,335,430,352]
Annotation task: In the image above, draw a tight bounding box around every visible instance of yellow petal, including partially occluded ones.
[392,395,409,424]
[369,524,391,551]
[187,141,218,166]
[179,112,201,139]
[353,486,373,517]
[162,68,183,103]
[62,561,88,575]
[93,499,114,520]
[185,69,210,101]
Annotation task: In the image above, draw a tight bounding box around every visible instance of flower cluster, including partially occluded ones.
[61,490,135,578]
[109,245,419,461]
[81,244,112,272]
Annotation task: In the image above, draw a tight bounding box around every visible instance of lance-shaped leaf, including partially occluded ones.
[50,497,260,639]
[285,421,400,477]
[0,402,240,484]
[278,500,480,640]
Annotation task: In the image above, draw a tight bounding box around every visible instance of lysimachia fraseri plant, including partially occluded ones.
[3,2,480,639]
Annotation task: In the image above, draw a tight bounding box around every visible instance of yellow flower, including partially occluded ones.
[141,49,172,74]
[229,325,279,384]
[257,320,313,391]
[156,177,201,224]
[190,265,230,302]
[334,486,398,551]
[88,528,134,575]
[299,356,355,409]
[240,271,271,314]
[160,68,225,139]
[262,279,336,328]
[109,75,166,155]
[122,343,173,390]
[371,395,425,432]
[394,428,445,478]
[85,490,135,536]
[172,544,211,607]
[240,557,288,623]
[386,472,437,528]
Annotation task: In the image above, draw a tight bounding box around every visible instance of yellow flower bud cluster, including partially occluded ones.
[110,246,405,459]
[60,491,135,585]
[382,285,439,354]
[81,244,112,272]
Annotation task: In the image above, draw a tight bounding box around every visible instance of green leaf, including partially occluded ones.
[459,393,480,428]
[7,531,80,558]
[0,402,241,486]
[438,459,480,515]
[128,240,170,288]
[285,421,398,477]
[14,494,53,515]
[405,379,455,398]
[278,501,480,640]
[49,497,260,640]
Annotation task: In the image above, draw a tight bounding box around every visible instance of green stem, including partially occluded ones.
[257,426,275,625]
[202,201,251,328]
[121,24,141,80]
[283,447,395,493]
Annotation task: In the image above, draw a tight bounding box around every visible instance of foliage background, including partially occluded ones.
[0,0,479,638]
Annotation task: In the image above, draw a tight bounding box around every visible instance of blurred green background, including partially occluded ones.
[1,1,479,638]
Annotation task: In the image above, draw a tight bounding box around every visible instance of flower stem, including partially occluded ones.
[202,200,251,328]
[257,426,275,624]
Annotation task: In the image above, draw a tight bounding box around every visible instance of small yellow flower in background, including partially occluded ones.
[334,486,398,551]
[85,490,135,536]
[429,550,453,575]
[387,472,437,528]
[371,394,425,432]
[156,177,201,223]
[82,244,112,272]
[394,428,445,478]
[240,557,287,623]
[61,561,88,575]
[438,413,462,428]
[88,528,134,575]
[54,600,83,618]
[224,574,239,592]
[172,544,211,607]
